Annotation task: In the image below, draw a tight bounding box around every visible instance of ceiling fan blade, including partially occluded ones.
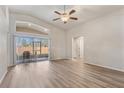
[69,10,76,15]
[53,18,60,21]
[54,11,61,15]
[70,17,78,20]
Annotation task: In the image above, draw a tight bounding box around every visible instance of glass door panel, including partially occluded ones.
[15,36,49,64]
[41,39,48,57]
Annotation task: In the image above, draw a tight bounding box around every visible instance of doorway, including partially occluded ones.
[14,35,49,64]
[72,36,84,60]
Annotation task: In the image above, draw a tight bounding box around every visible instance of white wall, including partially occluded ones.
[9,13,66,65]
[67,8,124,71]
[0,6,9,81]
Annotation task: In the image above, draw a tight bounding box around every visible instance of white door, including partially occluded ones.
[73,36,84,59]
[75,38,80,58]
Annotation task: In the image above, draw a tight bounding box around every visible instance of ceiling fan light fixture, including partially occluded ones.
[61,14,69,22]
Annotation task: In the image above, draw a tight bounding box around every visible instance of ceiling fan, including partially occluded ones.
[53,5,78,24]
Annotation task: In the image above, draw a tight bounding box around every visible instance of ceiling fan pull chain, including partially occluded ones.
[64,5,65,13]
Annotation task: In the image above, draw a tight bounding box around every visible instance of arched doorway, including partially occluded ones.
[14,21,50,64]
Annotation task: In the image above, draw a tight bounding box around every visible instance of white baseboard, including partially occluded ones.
[50,58,68,61]
[0,70,7,85]
[85,62,124,72]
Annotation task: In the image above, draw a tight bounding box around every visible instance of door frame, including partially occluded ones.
[72,36,84,60]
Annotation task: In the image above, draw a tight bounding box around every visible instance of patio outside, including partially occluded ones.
[16,36,49,63]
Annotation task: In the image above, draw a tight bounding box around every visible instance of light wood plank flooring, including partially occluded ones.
[0,60,124,88]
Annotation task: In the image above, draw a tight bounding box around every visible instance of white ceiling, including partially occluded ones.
[8,5,124,30]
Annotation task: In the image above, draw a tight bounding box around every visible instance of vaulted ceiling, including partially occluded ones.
[8,5,124,30]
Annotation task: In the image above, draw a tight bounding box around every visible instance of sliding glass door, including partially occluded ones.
[15,35,49,64]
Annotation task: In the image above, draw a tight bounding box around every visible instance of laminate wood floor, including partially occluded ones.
[0,60,124,88]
